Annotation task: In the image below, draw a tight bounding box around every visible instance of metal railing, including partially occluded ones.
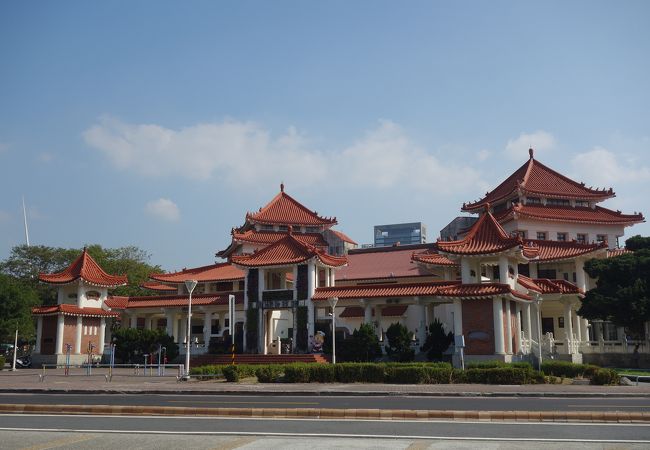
[38,363,185,382]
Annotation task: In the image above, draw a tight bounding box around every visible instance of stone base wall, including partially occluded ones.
[583,353,650,369]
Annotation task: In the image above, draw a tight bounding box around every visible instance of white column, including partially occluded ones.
[416,298,426,346]
[505,300,513,354]
[475,261,482,283]
[574,310,582,344]
[460,258,472,283]
[498,256,509,284]
[524,303,532,351]
[98,318,106,354]
[307,262,316,344]
[493,298,505,354]
[330,268,336,285]
[172,313,180,343]
[453,299,463,336]
[563,301,574,354]
[34,316,43,354]
[77,282,85,308]
[243,270,249,351]
[144,316,152,330]
[179,315,187,345]
[258,268,266,353]
[165,311,174,338]
[575,258,587,292]
[55,314,65,354]
[203,310,212,345]
[129,314,137,329]
[362,299,372,324]
[529,263,538,279]
[75,316,83,354]
[580,318,589,343]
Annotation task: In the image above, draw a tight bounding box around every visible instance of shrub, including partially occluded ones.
[422,367,453,384]
[465,367,534,385]
[112,328,178,363]
[591,368,620,385]
[541,361,600,378]
[385,323,415,362]
[283,364,311,383]
[309,364,336,382]
[338,323,383,362]
[255,365,283,383]
[222,365,240,382]
[420,319,453,361]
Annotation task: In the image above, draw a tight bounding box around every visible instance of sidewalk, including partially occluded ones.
[2,368,650,397]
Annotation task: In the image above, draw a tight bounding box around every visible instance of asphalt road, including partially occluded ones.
[1,392,650,412]
[1,414,650,443]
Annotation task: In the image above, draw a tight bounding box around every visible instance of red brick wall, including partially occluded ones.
[80,317,101,354]
[62,316,77,351]
[40,316,57,355]
[462,299,495,355]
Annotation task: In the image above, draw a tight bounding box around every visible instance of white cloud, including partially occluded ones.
[570,146,650,187]
[84,117,484,195]
[145,198,180,222]
[504,130,556,160]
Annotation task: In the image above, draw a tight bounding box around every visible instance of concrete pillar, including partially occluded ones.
[55,314,65,355]
[35,316,43,354]
[460,258,472,284]
[575,258,587,292]
[493,298,505,354]
[180,315,187,345]
[453,299,463,336]
[307,262,316,345]
[258,268,266,353]
[475,261,482,283]
[580,318,589,343]
[75,316,83,354]
[203,310,212,345]
[498,256,509,284]
[514,303,522,353]
[416,299,427,346]
[563,301,574,354]
[505,300,513,354]
[144,316,152,330]
[77,282,84,308]
[165,311,174,338]
[574,310,582,344]
[129,314,137,329]
[243,269,249,351]
[98,318,106,354]
[524,303,532,352]
[330,268,336,285]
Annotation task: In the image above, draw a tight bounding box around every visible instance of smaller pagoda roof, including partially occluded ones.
[463,149,615,212]
[231,229,348,268]
[149,262,244,284]
[32,304,120,317]
[246,184,337,227]
[140,282,177,292]
[529,239,607,262]
[411,250,458,267]
[435,210,539,258]
[38,249,128,288]
[497,204,645,226]
[234,229,328,247]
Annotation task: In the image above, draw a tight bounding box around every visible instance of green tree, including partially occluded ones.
[578,235,650,339]
[338,323,383,362]
[0,274,40,343]
[420,318,453,361]
[385,322,415,362]
[112,328,178,363]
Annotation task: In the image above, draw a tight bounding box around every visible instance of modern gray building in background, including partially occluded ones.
[374,222,427,247]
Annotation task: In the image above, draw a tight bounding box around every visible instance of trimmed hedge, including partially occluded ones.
[591,368,620,385]
[541,361,599,379]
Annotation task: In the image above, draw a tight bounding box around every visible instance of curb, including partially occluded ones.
[1,403,649,423]
[2,388,650,398]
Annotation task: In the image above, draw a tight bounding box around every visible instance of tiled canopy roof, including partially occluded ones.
[530,279,583,295]
[313,281,530,301]
[246,184,337,226]
[233,229,329,248]
[529,239,607,262]
[411,250,458,267]
[330,230,357,245]
[435,211,539,258]
[231,231,347,268]
[337,245,436,281]
[38,249,128,287]
[463,150,614,212]
[117,292,244,309]
[141,282,177,292]
[380,305,409,317]
[149,262,244,284]
[517,275,543,293]
[32,304,120,317]
[608,248,632,258]
[498,204,645,226]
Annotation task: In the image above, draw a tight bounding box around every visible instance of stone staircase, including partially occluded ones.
[191,353,330,366]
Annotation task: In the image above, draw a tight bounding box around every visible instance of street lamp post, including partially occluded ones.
[184,279,198,379]
[327,297,338,364]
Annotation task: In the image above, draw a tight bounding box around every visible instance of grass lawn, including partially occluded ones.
[615,368,650,376]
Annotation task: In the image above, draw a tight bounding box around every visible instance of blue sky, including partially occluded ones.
[1,1,649,270]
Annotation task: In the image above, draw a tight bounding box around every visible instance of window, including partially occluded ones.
[261,224,273,231]
[306,226,319,233]
[278,225,288,232]
[536,231,547,240]
[558,317,565,328]
[557,232,567,242]
[596,234,607,244]
[547,198,570,206]
[538,268,557,279]
[577,233,588,244]
[526,197,542,205]
[516,230,527,239]
[575,200,589,207]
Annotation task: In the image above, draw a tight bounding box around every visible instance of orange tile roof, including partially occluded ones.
[411,250,458,267]
[338,245,437,281]
[607,248,632,258]
[339,306,367,318]
[32,304,120,317]
[38,248,128,287]
[120,292,244,309]
[141,282,177,292]
[246,184,337,226]
[463,150,614,212]
[232,229,328,248]
[105,295,129,309]
[380,305,409,317]
[330,229,357,245]
[436,211,539,258]
[529,239,607,262]
[150,262,244,284]
[517,275,543,293]
[231,231,347,268]
[498,203,645,226]
[313,281,530,301]
[531,279,583,295]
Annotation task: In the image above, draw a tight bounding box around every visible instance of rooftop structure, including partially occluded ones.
[374,222,427,247]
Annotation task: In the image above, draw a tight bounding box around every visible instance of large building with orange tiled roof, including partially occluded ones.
[32,150,646,366]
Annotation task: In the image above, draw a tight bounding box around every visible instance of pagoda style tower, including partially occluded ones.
[32,249,127,366]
